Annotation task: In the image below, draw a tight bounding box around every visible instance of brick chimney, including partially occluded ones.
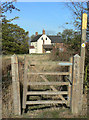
[42,29,45,34]
[35,32,38,36]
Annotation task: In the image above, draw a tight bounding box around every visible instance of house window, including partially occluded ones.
[41,37,43,40]
[46,38,47,40]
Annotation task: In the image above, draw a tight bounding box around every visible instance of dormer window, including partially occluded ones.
[46,38,47,40]
[41,37,43,40]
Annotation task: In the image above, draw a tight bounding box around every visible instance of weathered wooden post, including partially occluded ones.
[11,54,21,115]
[22,55,28,112]
[71,54,81,114]
[67,57,73,107]
[79,13,87,112]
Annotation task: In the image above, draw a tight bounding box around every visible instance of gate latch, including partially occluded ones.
[65,76,72,85]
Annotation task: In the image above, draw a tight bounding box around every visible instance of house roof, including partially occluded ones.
[31,35,63,43]
[31,35,42,42]
[47,35,62,43]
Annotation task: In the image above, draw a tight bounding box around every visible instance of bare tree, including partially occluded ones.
[65,2,88,30]
[0,0,20,18]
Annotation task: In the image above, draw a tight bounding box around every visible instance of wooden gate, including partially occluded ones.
[22,56,73,112]
[11,54,85,115]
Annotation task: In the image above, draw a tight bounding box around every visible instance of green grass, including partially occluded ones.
[36,109,60,118]
[29,107,70,118]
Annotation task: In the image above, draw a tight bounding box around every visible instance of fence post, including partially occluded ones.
[22,55,28,112]
[71,54,81,114]
[79,13,87,112]
[11,54,21,115]
[67,57,73,107]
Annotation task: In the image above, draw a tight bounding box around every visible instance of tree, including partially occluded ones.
[0,1,20,55]
[31,34,35,40]
[2,18,29,54]
[1,1,20,18]
[57,32,62,36]
[67,31,81,54]
[57,29,81,54]
[1,1,30,54]
[66,2,87,29]
[61,29,74,43]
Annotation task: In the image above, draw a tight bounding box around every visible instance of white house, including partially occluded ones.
[29,30,63,54]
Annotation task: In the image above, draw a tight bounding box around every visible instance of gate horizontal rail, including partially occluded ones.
[27,91,68,95]
[29,61,72,66]
[28,72,70,75]
[26,100,67,105]
[28,82,69,86]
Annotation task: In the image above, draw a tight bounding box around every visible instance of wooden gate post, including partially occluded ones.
[11,54,21,115]
[79,13,87,112]
[22,55,28,112]
[67,57,73,107]
[71,54,81,114]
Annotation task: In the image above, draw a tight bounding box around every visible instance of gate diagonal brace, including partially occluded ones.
[29,65,66,102]
[65,76,72,85]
